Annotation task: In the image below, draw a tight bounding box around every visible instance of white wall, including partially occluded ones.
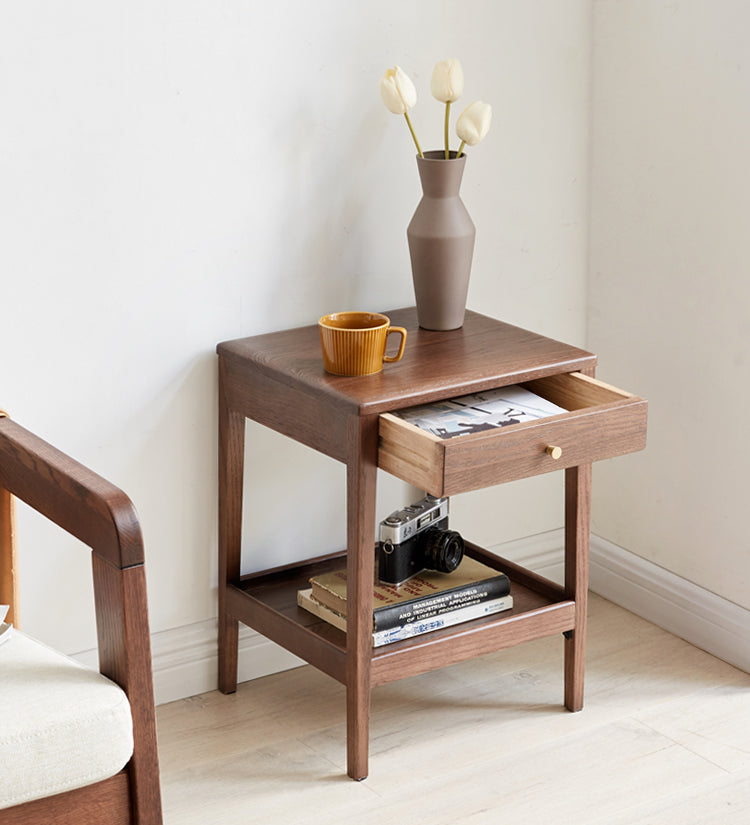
[589,0,750,609]
[2,1,592,658]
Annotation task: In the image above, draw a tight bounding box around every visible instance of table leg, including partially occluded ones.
[218,367,245,695]
[345,415,379,780]
[564,463,591,712]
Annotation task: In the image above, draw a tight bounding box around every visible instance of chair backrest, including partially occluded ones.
[0,413,162,825]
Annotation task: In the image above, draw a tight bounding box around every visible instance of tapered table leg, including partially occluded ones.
[564,463,591,712]
[218,367,245,695]
[345,415,379,780]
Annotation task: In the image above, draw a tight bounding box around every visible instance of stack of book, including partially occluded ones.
[297,556,512,647]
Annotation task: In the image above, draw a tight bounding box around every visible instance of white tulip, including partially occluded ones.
[456,101,492,155]
[431,58,465,158]
[430,58,464,104]
[379,66,418,114]
[380,65,423,157]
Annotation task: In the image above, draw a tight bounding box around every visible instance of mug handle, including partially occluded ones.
[383,326,407,363]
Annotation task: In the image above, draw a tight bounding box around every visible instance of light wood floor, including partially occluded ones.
[156,595,750,824]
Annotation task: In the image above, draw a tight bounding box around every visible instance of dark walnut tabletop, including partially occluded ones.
[217,307,596,417]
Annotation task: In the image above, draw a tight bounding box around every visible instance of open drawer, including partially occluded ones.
[378,372,647,496]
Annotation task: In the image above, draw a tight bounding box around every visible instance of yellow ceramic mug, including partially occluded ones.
[318,312,407,376]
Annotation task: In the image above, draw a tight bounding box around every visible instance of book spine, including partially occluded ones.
[297,589,348,632]
[309,583,346,616]
[372,596,513,647]
[372,576,510,631]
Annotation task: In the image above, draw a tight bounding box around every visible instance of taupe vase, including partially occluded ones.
[407,150,476,330]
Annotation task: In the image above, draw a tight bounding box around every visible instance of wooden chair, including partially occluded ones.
[0,411,162,825]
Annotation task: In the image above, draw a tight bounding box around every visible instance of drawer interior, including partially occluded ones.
[521,372,636,413]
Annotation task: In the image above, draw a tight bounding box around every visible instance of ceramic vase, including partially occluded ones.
[407,150,476,330]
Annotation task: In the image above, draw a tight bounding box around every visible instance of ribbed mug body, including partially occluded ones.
[318,312,406,376]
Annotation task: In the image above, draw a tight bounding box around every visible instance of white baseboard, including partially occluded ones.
[151,622,305,705]
[73,531,750,705]
[495,529,750,675]
[588,533,750,675]
[147,620,304,705]
[490,530,566,584]
[74,619,304,706]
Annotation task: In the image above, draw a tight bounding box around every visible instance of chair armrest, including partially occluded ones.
[0,417,142,569]
[0,415,163,822]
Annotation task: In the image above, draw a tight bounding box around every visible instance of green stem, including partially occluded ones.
[404,112,423,158]
[444,102,451,159]
[457,140,466,158]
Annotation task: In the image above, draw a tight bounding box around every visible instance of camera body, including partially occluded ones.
[377,495,464,585]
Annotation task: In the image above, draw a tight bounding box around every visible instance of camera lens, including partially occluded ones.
[423,528,464,574]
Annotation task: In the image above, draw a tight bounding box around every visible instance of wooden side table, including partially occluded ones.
[216,308,647,780]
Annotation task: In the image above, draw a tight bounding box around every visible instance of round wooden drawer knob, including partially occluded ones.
[545,445,563,460]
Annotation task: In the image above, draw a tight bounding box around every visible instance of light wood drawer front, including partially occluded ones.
[378,372,647,496]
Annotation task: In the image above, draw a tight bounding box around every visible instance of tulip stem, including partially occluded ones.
[444,102,451,159]
[404,112,423,158]
[457,140,467,158]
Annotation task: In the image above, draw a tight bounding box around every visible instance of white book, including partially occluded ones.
[393,384,567,440]
[297,589,513,647]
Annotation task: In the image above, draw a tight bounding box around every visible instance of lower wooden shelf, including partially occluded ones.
[226,542,576,689]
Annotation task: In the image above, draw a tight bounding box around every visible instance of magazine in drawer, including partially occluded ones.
[378,372,647,496]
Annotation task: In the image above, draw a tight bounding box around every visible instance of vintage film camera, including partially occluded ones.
[377,495,465,585]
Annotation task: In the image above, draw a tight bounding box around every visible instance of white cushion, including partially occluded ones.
[0,628,133,809]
